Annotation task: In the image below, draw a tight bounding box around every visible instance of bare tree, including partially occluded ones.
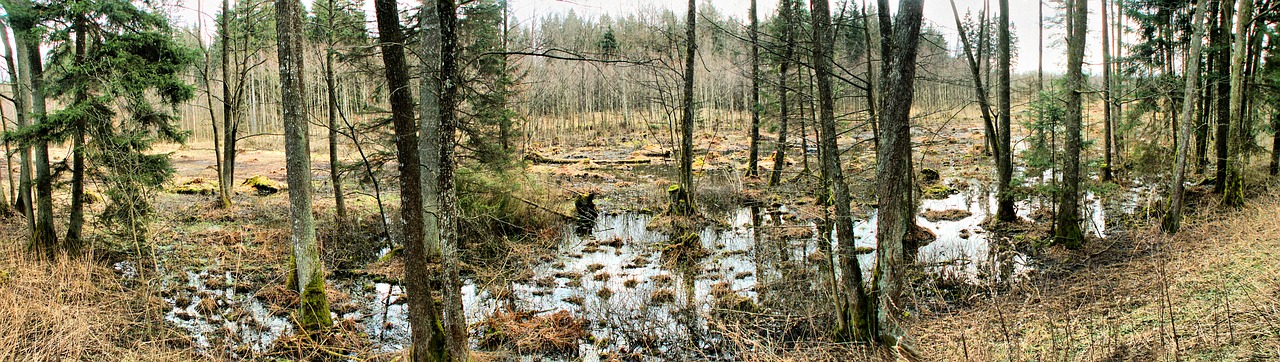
[769,0,796,188]
[1162,0,1208,233]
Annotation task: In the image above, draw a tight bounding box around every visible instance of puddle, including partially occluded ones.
[159,268,294,357]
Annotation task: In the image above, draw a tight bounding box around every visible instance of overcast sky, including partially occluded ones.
[172,0,1119,74]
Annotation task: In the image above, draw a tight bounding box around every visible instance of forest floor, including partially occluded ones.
[1,111,1278,360]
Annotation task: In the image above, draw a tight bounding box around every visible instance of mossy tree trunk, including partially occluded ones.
[374,0,448,359]
[1055,0,1087,249]
[1162,0,1207,233]
[276,0,333,331]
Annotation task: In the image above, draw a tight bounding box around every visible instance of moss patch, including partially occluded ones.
[920,184,957,199]
[296,274,334,331]
[242,175,285,196]
[170,178,218,195]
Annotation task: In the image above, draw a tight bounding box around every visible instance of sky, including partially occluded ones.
[171,0,1120,74]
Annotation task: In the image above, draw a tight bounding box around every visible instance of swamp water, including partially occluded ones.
[130,179,1154,359]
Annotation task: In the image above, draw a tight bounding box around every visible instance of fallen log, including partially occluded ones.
[524,152,653,165]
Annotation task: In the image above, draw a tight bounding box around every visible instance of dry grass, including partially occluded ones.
[0,220,194,361]
[910,187,1280,361]
[478,310,589,355]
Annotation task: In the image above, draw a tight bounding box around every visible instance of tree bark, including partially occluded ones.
[1162,0,1207,233]
[276,0,333,331]
[1222,0,1253,208]
[1055,0,1087,249]
[436,0,470,358]
[420,0,443,261]
[874,0,925,345]
[374,0,448,360]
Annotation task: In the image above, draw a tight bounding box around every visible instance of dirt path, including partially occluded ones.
[911,189,1280,361]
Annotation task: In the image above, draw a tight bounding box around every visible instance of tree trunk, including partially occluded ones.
[420,0,444,261]
[948,0,1000,212]
[219,0,236,208]
[65,16,87,251]
[747,0,760,177]
[811,0,869,342]
[672,0,697,214]
[436,0,470,358]
[11,0,57,255]
[325,0,346,224]
[1161,0,1207,233]
[1101,0,1113,182]
[1213,0,1232,191]
[769,0,795,188]
[1055,0,1087,249]
[1222,0,1253,208]
[276,0,333,331]
[874,0,925,345]
[1,19,33,230]
[995,0,1014,222]
[374,0,448,359]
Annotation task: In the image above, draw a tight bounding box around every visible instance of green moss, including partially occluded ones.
[242,175,284,196]
[170,178,218,195]
[666,185,696,215]
[919,184,956,199]
[296,272,334,331]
